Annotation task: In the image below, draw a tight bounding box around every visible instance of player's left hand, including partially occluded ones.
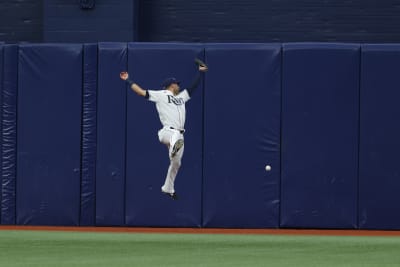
[199,65,208,72]
[195,58,208,72]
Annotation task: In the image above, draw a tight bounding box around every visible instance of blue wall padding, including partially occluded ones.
[16,44,83,225]
[359,44,400,230]
[125,43,204,227]
[281,43,360,228]
[1,45,18,225]
[0,44,3,223]
[202,44,282,228]
[2,42,400,229]
[96,43,127,226]
[80,44,98,226]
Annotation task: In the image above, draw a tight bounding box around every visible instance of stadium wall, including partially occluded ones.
[1,42,399,230]
[2,0,400,43]
[139,0,400,42]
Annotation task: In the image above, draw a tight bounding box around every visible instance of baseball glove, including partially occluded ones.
[194,58,208,68]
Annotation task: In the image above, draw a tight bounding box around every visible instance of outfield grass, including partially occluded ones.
[1,230,400,267]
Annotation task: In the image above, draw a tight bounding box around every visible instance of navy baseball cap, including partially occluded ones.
[162,77,180,88]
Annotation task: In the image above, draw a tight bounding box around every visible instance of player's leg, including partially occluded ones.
[161,145,184,196]
[158,128,171,146]
[159,128,184,158]
[169,131,184,158]
[158,128,184,199]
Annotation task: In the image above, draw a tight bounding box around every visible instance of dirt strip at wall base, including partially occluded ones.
[1,226,400,236]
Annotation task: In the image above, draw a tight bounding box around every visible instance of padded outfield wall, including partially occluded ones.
[0,42,399,230]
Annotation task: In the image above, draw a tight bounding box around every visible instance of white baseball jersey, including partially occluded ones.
[148,89,191,130]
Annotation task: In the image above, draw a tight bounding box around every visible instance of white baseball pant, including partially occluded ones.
[158,127,184,194]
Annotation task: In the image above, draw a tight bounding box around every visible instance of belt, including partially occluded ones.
[170,127,185,134]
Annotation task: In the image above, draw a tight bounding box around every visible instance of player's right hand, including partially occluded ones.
[120,71,129,80]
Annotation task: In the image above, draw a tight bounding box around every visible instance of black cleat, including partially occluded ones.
[171,139,184,157]
[162,191,178,200]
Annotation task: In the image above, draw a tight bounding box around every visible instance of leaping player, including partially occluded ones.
[120,60,208,200]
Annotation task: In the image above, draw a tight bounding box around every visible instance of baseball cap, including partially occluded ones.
[162,77,180,88]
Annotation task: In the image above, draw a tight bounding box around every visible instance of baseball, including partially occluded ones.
[265,165,271,171]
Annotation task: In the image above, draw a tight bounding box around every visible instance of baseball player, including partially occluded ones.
[120,60,208,200]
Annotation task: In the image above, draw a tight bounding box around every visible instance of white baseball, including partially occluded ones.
[265,165,271,171]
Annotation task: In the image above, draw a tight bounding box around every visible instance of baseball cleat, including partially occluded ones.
[171,139,184,157]
[162,191,178,200]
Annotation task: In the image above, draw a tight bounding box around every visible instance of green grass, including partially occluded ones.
[1,230,400,267]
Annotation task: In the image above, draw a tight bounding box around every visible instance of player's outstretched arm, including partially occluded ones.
[120,71,147,97]
[186,64,208,96]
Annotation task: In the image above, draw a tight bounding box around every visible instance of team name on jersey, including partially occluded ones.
[167,95,185,105]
